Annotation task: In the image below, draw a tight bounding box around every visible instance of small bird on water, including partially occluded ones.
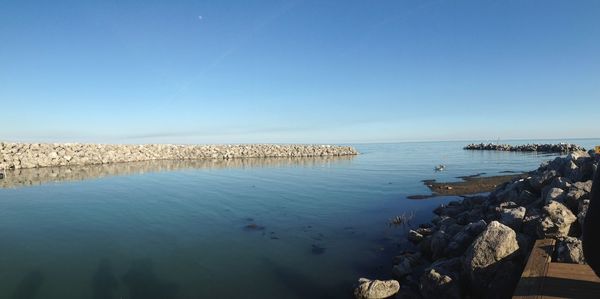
[434,164,445,172]
[583,154,600,277]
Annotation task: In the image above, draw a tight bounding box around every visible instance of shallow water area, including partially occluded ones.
[0,140,598,298]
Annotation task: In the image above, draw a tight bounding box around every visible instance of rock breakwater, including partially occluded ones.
[356,149,598,299]
[0,142,358,170]
[464,143,585,153]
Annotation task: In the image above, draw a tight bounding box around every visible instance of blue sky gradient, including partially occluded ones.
[1,0,599,143]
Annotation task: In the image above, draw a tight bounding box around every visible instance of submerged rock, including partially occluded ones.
[354,278,400,299]
[445,220,487,257]
[407,230,424,243]
[311,244,326,255]
[392,252,422,278]
[244,223,265,231]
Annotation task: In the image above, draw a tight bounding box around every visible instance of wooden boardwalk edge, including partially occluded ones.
[513,239,556,299]
[513,238,600,299]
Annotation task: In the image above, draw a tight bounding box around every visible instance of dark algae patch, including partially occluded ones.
[244,223,266,231]
[408,173,527,199]
[311,244,326,255]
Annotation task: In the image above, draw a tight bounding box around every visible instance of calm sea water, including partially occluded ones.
[0,139,598,299]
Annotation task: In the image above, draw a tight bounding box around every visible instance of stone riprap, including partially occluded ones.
[464,143,586,153]
[360,150,599,299]
[0,142,358,170]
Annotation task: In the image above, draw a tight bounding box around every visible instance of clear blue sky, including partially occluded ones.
[1,0,599,144]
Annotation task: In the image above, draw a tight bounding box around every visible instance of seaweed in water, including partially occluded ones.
[122,259,179,299]
[12,271,43,299]
[92,259,119,299]
[388,211,415,228]
[244,223,265,231]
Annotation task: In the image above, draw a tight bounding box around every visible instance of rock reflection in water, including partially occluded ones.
[261,258,347,299]
[92,259,119,299]
[0,156,354,189]
[122,259,179,299]
[12,271,43,299]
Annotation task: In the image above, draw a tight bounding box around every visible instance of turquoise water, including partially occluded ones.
[0,140,598,298]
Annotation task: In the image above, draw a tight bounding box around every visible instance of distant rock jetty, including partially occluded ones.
[357,150,598,299]
[464,143,586,153]
[0,142,358,170]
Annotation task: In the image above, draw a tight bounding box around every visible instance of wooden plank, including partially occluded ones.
[546,263,600,282]
[540,263,600,299]
[513,239,556,299]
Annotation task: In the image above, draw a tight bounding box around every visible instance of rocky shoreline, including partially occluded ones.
[355,150,598,299]
[464,143,586,153]
[0,142,358,170]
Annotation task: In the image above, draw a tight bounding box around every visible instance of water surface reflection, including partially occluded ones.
[0,156,354,189]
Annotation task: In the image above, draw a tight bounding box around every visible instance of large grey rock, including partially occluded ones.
[544,187,566,204]
[578,199,590,231]
[522,208,542,237]
[517,190,538,205]
[538,201,577,238]
[445,220,487,257]
[494,180,523,203]
[530,170,559,191]
[419,258,462,299]
[500,207,526,231]
[354,278,400,299]
[407,230,424,243]
[573,180,593,193]
[556,237,585,264]
[464,221,519,297]
[565,188,588,212]
[485,260,523,299]
[430,231,450,260]
[567,150,591,161]
[564,161,583,182]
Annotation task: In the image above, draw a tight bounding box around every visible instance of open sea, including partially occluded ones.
[0,139,598,299]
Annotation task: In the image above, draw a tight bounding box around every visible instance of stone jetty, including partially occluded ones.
[356,149,598,299]
[464,143,586,153]
[0,142,358,170]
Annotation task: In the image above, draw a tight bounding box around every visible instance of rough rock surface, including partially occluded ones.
[419,258,462,299]
[464,221,519,297]
[556,237,586,264]
[538,201,577,238]
[0,142,358,170]
[500,207,526,231]
[354,278,400,299]
[359,151,598,299]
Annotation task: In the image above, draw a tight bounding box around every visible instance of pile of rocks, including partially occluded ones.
[0,142,358,170]
[355,150,598,299]
[464,143,586,153]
